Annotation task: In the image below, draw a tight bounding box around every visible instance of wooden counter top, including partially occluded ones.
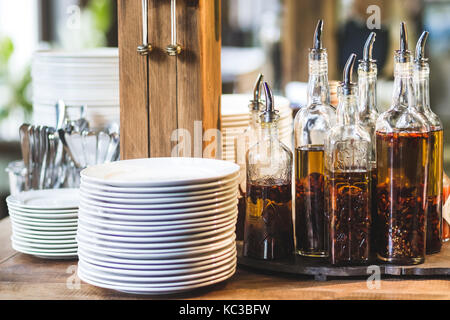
[0,217,449,300]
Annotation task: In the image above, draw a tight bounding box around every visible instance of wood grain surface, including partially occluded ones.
[119,0,221,159]
[0,217,449,300]
[119,0,149,159]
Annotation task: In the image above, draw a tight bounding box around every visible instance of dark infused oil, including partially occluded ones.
[375,131,429,264]
[244,181,294,260]
[295,146,327,257]
[327,171,371,265]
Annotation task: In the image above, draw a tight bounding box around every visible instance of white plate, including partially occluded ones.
[7,208,78,219]
[79,184,237,203]
[77,234,235,259]
[78,199,238,220]
[78,259,236,284]
[78,251,236,277]
[34,48,118,58]
[80,174,238,193]
[77,220,235,243]
[79,196,237,216]
[77,226,235,249]
[12,234,76,245]
[78,265,235,295]
[78,208,236,228]
[78,213,236,235]
[8,211,78,224]
[10,216,78,228]
[79,190,238,209]
[12,242,78,259]
[11,225,77,236]
[12,236,77,249]
[11,221,78,232]
[77,243,235,267]
[6,189,79,210]
[81,158,240,187]
[13,229,76,240]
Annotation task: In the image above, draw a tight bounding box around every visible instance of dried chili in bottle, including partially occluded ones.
[243,82,294,260]
[375,23,430,265]
[325,54,372,266]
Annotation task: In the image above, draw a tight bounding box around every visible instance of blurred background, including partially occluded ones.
[0,0,449,219]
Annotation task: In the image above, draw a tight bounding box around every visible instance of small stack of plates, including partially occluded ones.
[77,157,240,295]
[31,48,119,129]
[6,189,79,259]
[221,94,293,163]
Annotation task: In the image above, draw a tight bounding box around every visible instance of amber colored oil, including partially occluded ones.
[375,132,429,265]
[243,182,294,260]
[327,170,371,266]
[426,129,443,254]
[295,146,327,257]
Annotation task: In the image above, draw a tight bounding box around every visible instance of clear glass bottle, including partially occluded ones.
[325,54,372,266]
[243,82,294,260]
[414,31,443,254]
[358,32,379,256]
[294,20,336,257]
[375,23,430,265]
[236,74,265,194]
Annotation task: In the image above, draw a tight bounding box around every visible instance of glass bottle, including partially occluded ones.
[358,32,379,255]
[375,23,430,265]
[294,20,336,257]
[243,82,294,260]
[236,73,265,194]
[325,54,372,266]
[414,31,443,254]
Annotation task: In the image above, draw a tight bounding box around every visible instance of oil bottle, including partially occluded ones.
[358,32,379,255]
[325,54,372,266]
[375,23,430,265]
[294,20,336,257]
[243,82,294,260]
[414,31,444,254]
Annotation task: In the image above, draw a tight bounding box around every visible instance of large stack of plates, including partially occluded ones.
[6,189,79,259]
[77,157,240,295]
[221,94,293,163]
[31,48,119,129]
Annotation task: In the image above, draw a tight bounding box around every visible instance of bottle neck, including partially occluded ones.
[260,121,279,140]
[414,65,431,114]
[337,90,359,126]
[249,109,260,130]
[307,53,331,105]
[392,60,416,110]
[358,63,378,114]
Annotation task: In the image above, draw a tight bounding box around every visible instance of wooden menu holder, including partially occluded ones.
[118,0,221,160]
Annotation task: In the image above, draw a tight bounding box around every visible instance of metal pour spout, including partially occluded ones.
[313,19,324,50]
[250,73,264,111]
[260,82,279,123]
[415,31,429,62]
[400,22,408,52]
[341,53,357,95]
[363,32,376,63]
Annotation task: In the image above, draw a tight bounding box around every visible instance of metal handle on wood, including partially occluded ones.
[137,0,152,55]
[166,0,182,56]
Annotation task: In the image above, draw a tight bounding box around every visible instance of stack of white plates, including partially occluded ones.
[77,157,240,295]
[6,189,79,259]
[31,48,119,129]
[221,94,293,162]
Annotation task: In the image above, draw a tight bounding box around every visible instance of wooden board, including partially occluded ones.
[237,241,450,281]
[282,0,338,85]
[118,0,149,159]
[119,0,221,159]
[0,217,449,300]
